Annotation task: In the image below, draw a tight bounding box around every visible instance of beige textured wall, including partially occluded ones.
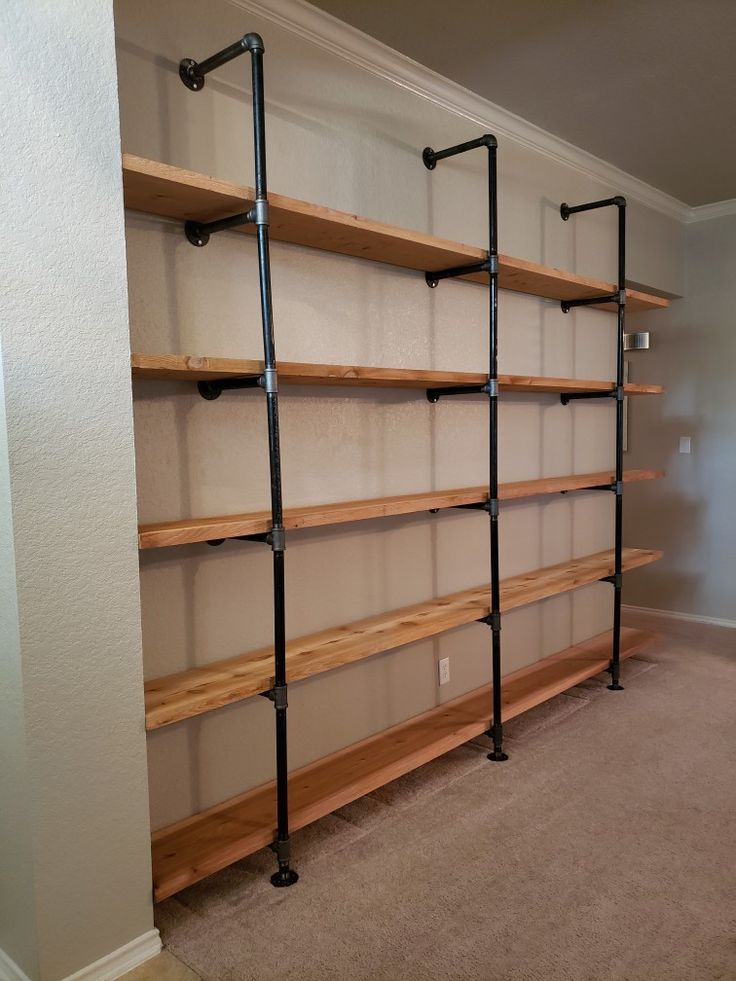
[114,0,683,830]
[626,214,736,622]
[1,1,154,977]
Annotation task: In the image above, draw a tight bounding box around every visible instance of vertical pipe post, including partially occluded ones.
[421,134,507,760]
[608,202,627,691]
[180,33,297,887]
[249,42,298,885]
[486,144,508,761]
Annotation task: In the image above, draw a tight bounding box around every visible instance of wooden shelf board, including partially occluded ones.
[131,353,664,396]
[145,546,661,730]
[123,155,669,314]
[151,625,655,900]
[138,469,664,550]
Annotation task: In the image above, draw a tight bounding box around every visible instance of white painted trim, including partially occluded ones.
[226,0,693,222]
[61,930,161,981]
[623,604,736,630]
[686,199,736,223]
[0,947,32,981]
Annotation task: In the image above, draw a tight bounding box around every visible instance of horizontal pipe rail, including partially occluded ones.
[425,259,490,288]
[426,383,487,403]
[561,291,622,313]
[197,377,261,400]
[560,388,618,406]
[422,134,497,170]
[560,195,626,220]
[179,32,265,90]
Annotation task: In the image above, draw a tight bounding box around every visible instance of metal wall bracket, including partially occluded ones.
[561,291,619,314]
[452,501,490,512]
[560,389,616,406]
[600,573,623,588]
[422,133,497,171]
[185,199,268,248]
[179,32,265,92]
[426,383,487,403]
[425,258,491,289]
[198,372,279,400]
[198,376,261,400]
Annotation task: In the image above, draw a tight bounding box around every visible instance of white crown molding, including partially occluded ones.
[0,947,32,981]
[226,0,693,222]
[686,199,736,223]
[623,604,736,630]
[61,930,161,981]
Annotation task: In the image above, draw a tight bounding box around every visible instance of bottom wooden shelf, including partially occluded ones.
[151,626,655,900]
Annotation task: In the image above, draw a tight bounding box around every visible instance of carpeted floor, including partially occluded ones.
[156,615,736,981]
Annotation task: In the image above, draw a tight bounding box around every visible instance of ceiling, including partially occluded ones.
[309,0,736,206]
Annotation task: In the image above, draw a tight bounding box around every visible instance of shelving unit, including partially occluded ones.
[129,31,668,898]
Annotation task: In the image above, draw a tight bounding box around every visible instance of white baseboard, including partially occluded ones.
[623,604,736,630]
[62,930,161,981]
[0,947,32,981]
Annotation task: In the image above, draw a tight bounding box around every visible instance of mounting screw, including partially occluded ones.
[560,202,570,221]
[422,146,436,170]
[179,58,205,91]
[185,221,209,248]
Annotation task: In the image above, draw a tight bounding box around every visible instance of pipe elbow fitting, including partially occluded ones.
[481,133,498,149]
[242,32,265,54]
[612,195,626,208]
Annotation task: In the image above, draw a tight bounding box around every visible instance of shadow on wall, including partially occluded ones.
[625,484,702,610]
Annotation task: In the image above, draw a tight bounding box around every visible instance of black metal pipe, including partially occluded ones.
[609,200,627,691]
[560,389,616,405]
[426,384,487,403]
[421,133,507,761]
[248,43,298,883]
[425,261,490,288]
[560,196,626,220]
[423,134,497,170]
[180,33,264,91]
[486,144,507,762]
[185,212,252,247]
[197,376,261,400]
[181,32,298,887]
[561,292,620,313]
[558,194,627,692]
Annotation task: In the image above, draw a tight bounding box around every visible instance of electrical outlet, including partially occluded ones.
[438,657,450,686]
[679,436,692,454]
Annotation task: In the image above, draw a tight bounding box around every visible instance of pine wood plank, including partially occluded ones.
[138,469,664,549]
[131,353,664,396]
[123,155,669,314]
[151,625,655,900]
[145,547,661,730]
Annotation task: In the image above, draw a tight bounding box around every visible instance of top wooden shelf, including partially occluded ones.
[122,155,669,314]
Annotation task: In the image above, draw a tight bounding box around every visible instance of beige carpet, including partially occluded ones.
[157,616,736,981]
